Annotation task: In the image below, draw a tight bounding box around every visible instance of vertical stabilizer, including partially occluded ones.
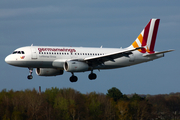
[131,19,160,54]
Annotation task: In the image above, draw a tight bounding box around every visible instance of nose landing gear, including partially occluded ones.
[27,68,33,80]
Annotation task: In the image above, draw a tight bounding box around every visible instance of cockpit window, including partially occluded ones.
[12,51,17,54]
[12,51,25,54]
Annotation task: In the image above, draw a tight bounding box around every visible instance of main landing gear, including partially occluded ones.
[70,73,78,82]
[69,71,97,82]
[88,71,97,80]
[27,68,33,80]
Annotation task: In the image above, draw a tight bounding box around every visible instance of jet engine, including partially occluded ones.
[64,61,89,72]
[36,68,64,76]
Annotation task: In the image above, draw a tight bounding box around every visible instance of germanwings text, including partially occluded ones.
[38,48,76,53]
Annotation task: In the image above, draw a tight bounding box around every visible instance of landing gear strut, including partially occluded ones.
[27,68,33,80]
[69,73,78,82]
[88,71,97,80]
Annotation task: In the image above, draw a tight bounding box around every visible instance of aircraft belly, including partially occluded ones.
[107,57,132,66]
[94,56,148,70]
[52,60,65,68]
[28,61,53,68]
[9,61,54,68]
[94,57,131,69]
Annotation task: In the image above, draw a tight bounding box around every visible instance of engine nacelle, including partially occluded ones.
[64,61,89,72]
[36,68,64,76]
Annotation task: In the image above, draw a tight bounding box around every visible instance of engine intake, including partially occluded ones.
[36,68,64,76]
[64,61,89,72]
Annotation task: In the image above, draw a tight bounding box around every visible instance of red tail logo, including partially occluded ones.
[132,19,160,53]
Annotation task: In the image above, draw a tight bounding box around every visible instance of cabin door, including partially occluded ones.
[31,47,37,59]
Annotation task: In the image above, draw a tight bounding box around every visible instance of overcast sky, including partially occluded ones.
[0,1,179,95]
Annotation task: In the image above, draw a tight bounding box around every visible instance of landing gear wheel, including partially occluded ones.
[88,73,97,80]
[70,76,78,82]
[27,75,33,80]
[27,68,33,80]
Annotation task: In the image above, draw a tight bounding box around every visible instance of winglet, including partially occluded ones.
[135,46,144,50]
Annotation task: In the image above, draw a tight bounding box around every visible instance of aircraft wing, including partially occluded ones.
[83,47,143,66]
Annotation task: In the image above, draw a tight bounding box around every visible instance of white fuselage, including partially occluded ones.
[5,46,163,70]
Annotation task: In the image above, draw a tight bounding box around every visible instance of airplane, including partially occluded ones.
[5,18,174,82]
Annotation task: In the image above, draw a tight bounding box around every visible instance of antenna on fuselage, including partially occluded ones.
[100,46,103,48]
[31,44,33,46]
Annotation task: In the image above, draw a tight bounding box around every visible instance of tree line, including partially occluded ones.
[0,87,180,120]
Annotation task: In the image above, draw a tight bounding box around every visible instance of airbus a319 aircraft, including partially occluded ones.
[5,19,173,82]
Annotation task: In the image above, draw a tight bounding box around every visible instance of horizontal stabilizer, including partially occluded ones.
[143,49,174,57]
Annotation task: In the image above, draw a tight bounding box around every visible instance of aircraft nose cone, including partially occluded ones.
[5,55,16,65]
[5,55,24,67]
[5,55,11,64]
